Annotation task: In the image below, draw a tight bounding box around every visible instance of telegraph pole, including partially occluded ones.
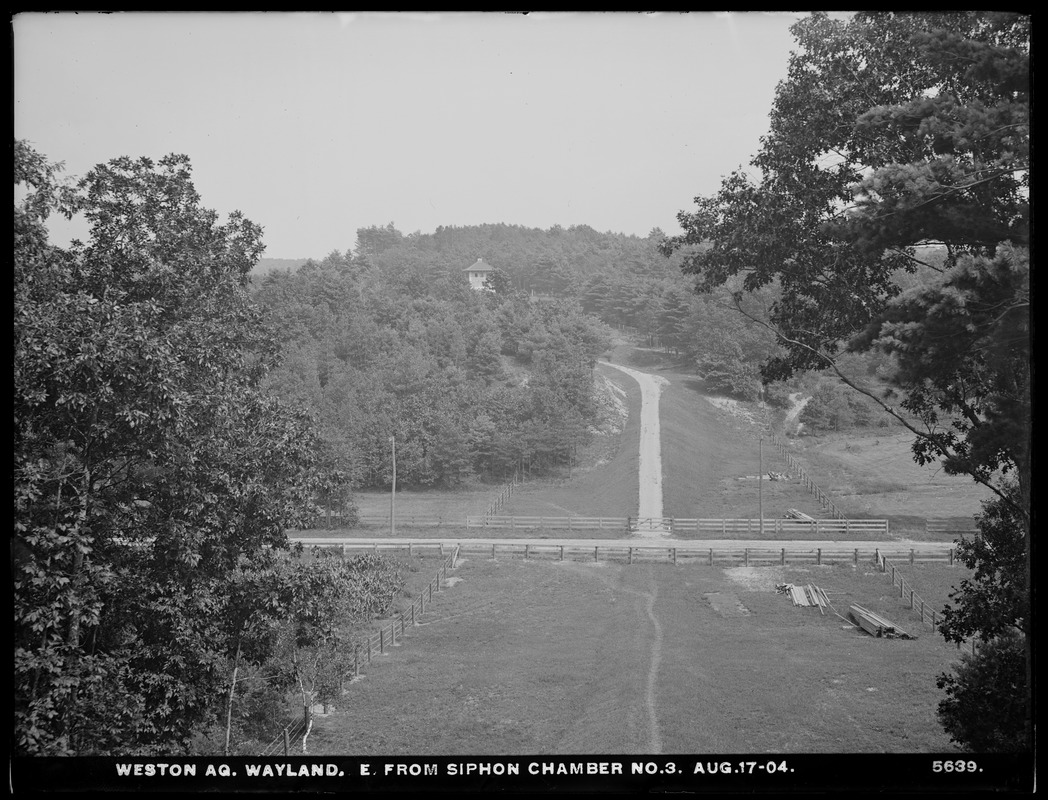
[759,436,764,536]
[390,435,396,538]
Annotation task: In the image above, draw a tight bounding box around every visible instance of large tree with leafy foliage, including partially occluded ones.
[660,12,1030,749]
[14,142,344,754]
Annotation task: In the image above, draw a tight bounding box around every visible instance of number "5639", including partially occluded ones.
[933,760,979,773]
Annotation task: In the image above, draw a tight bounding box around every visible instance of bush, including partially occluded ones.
[936,631,1029,752]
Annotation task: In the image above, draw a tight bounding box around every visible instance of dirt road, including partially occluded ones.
[601,361,669,535]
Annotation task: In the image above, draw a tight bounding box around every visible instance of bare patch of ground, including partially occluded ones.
[724,565,787,592]
[703,591,751,617]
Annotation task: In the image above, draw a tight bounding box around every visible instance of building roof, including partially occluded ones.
[464,257,494,273]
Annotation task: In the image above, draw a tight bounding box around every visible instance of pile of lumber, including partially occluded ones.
[783,508,817,522]
[849,604,915,639]
[777,583,829,614]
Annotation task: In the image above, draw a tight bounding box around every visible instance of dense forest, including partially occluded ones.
[253,237,613,494]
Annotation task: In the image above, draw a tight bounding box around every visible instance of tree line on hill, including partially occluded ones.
[252,247,612,494]
[261,220,902,435]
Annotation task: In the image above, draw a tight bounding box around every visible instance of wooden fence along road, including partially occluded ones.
[290,535,961,565]
[350,514,892,535]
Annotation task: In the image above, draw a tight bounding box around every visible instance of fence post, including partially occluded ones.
[854,548,858,566]
[949,548,954,566]
[380,629,385,654]
[672,548,677,565]
[525,544,529,560]
[629,547,633,564]
[910,549,915,566]
[709,548,714,566]
[744,548,749,567]
[594,546,599,562]
[817,548,821,566]
[283,728,290,757]
[781,548,785,566]
[910,590,915,610]
[560,546,564,561]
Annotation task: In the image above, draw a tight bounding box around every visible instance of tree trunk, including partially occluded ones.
[224,637,243,756]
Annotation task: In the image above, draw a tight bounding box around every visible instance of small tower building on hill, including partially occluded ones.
[464,257,495,291]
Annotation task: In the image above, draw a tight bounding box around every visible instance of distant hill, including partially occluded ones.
[251,257,309,276]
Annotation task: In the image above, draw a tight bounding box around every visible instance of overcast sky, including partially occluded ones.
[16,11,815,260]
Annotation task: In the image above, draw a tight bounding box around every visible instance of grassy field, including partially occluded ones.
[305,554,972,755]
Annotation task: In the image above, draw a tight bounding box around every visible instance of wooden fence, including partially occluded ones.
[768,436,846,520]
[877,552,978,656]
[484,471,523,518]
[926,517,979,537]
[258,546,458,755]
[260,707,312,757]
[355,514,452,529]
[465,516,889,536]
[340,547,458,681]
[302,539,958,568]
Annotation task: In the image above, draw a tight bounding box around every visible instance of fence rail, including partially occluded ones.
[926,517,979,537]
[299,539,957,567]
[258,546,459,755]
[768,436,846,520]
[484,471,523,518]
[260,709,311,757]
[465,516,889,535]
[877,552,978,656]
[354,514,451,528]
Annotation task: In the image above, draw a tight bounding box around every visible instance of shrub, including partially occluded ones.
[936,631,1028,752]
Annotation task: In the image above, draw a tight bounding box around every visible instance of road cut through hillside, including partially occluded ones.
[600,361,669,535]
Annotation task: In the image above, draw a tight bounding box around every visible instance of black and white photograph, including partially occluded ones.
[13,11,1032,794]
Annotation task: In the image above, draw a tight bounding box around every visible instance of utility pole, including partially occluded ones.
[759,436,764,536]
[390,435,396,538]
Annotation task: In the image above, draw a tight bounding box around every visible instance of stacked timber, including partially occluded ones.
[849,604,915,639]
[776,583,829,614]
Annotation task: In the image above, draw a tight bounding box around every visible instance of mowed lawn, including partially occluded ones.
[305,555,968,756]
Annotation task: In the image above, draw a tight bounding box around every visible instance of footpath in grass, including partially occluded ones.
[305,555,968,756]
